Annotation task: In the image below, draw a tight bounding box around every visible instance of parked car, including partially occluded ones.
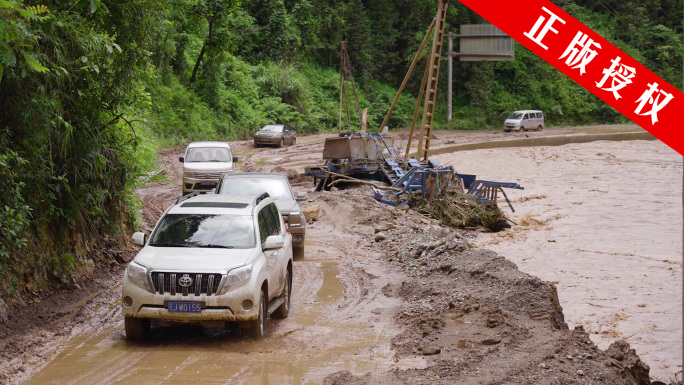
[253,124,296,147]
[122,193,293,340]
[179,142,238,195]
[215,172,306,255]
[503,110,545,132]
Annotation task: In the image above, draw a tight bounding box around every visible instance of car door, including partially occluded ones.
[269,202,290,275]
[283,125,291,144]
[262,203,286,299]
[258,207,278,297]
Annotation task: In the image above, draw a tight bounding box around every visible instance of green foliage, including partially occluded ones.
[0,0,161,295]
[0,150,31,262]
[0,0,681,299]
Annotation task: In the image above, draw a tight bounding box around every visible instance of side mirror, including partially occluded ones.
[296,192,307,201]
[263,235,284,250]
[131,232,146,246]
[178,157,184,162]
[232,156,238,162]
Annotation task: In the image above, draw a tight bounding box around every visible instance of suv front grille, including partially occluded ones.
[193,172,222,179]
[151,272,223,296]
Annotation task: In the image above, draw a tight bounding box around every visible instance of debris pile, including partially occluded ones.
[406,188,507,232]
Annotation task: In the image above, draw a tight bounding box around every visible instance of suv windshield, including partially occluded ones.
[220,178,292,201]
[507,112,523,120]
[149,214,255,248]
[186,147,232,163]
[260,125,284,133]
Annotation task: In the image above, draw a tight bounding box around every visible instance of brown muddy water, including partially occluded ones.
[435,139,682,381]
[23,260,414,385]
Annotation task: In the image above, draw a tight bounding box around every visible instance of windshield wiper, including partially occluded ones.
[201,244,235,249]
[149,243,191,247]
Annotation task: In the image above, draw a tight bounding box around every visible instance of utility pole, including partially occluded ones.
[447,32,456,122]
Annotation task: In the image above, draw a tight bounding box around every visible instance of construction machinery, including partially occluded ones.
[305,0,523,211]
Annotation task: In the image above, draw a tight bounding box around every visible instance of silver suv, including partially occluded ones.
[215,172,307,255]
[122,193,293,340]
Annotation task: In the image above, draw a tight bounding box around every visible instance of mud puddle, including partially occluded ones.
[22,260,407,385]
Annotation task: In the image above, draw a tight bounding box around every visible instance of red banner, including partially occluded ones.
[458,0,684,156]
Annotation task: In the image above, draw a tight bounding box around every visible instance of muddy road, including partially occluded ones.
[0,125,671,384]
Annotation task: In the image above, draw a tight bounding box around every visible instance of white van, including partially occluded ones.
[504,110,545,132]
[179,142,238,195]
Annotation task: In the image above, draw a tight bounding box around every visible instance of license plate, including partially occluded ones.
[167,302,202,313]
[200,181,216,186]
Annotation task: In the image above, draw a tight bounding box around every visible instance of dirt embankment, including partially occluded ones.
[320,195,651,384]
[0,126,666,384]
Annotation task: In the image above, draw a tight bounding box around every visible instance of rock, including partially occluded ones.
[374,223,396,233]
[486,314,505,328]
[302,205,320,223]
[395,202,409,214]
[482,338,501,345]
[576,369,584,376]
[605,340,651,385]
[420,346,441,355]
[374,233,387,242]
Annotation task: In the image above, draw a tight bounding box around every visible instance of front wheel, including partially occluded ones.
[538,125,543,131]
[292,137,296,146]
[273,270,291,319]
[125,317,150,341]
[247,290,266,339]
[278,138,284,148]
[520,126,526,132]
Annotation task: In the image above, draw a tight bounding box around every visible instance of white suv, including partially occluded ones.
[122,193,293,340]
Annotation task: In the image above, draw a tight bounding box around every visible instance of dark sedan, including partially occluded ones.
[253,124,296,148]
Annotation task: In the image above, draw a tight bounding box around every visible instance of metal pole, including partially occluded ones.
[405,61,431,159]
[447,32,455,122]
[338,42,345,134]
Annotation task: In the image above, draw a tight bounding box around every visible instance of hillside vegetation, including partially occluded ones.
[0,0,681,305]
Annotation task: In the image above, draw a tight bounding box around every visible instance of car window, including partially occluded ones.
[257,203,281,243]
[267,203,281,235]
[219,177,293,201]
[186,147,232,163]
[507,112,523,119]
[258,210,269,244]
[261,125,284,133]
[149,214,255,248]
[536,113,542,119]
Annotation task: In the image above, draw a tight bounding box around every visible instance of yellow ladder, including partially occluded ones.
[417,0,449,163]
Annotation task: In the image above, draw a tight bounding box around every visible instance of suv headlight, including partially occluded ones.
[218,264,252,294]
[126,262,151,292]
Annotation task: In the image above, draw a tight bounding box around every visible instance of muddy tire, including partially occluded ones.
[273,270,291,319]
[520,126,526,132]
[278,138,284,148]
[294,244,304,259]
[125,317,150,341]
[247,290,266,339]
[292,137,296,146]
[538,125,543,131]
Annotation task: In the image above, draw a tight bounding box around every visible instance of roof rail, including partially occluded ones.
[176,192,200,204]
[254,192,270,206]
